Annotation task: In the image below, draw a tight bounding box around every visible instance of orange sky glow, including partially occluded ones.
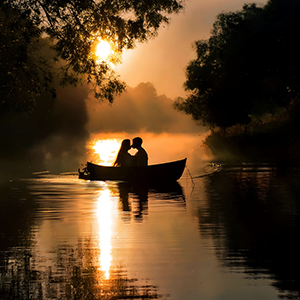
[116,0,267,99]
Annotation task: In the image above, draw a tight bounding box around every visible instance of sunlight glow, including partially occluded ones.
[90,139,121,166]
[95,40,112,61]
[96,187,114,279]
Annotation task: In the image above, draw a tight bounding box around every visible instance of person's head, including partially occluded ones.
[131,137,143,149]
[113,139,131,166]
[121,139,131,151]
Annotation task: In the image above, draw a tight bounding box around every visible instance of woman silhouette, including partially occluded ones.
[113,139,133,167]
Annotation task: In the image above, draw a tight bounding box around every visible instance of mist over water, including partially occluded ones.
[86,82,202,134]
[0,85,90,180]
[0,82,207,179]
[85,82,210,176]
[87,132,211,176]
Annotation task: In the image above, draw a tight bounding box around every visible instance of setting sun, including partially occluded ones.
[91,139,121,165]
[95,40,112,61]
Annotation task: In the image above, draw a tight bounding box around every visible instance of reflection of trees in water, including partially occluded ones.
[0,238,162,300]
[0,181,38,252]
[199,168,300,299]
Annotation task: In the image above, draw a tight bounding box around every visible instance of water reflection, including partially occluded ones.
[4,167,300,299]
[96,185,115,279]
[119,183,149,221]
[197,166,300,299]
[118,181,185,221]
[0,177,167,299]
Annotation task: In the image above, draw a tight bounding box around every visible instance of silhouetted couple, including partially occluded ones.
[113,137,148,167]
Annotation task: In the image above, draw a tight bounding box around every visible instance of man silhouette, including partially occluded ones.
[131,137,148,166]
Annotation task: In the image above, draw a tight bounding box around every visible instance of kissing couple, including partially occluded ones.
[113,137,148,167]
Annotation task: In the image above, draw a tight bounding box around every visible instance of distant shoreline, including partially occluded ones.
[206,129,300,164]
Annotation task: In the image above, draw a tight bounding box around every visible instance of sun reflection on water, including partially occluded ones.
[96,184,117,279]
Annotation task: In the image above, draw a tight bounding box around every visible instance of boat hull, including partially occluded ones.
[79,158,187,183]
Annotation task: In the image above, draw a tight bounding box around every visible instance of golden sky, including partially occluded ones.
[116,0,267,99]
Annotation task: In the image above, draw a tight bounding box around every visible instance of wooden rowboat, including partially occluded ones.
[79,158,187,183]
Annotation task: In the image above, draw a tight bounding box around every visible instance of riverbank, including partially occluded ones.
[205,116,300,164]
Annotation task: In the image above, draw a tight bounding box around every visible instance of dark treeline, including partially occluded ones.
[175,0,300,162]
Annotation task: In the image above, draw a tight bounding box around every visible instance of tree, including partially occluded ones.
[175,0,300,129]
[0,3,54,112]
[0,0,184,112]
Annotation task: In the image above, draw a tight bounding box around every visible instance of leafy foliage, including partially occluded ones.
[0,3,55,112]
[1,0,184,111]
[175,0,300,129]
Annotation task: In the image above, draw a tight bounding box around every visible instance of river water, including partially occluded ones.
[0,164,300,300]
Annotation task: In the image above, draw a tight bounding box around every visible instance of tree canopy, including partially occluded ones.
[0,0,184,112]
[175,0,300,129]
